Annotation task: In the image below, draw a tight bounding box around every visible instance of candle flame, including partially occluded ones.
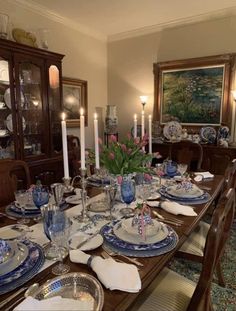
[61,112,66,121]
[134,114,137,120]
[94,113,98,120]
[149,115,152,119]
[80,108,84,116]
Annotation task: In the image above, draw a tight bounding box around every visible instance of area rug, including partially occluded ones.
[169,224,236,311]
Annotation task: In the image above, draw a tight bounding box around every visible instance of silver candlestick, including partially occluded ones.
[74,168,90,223]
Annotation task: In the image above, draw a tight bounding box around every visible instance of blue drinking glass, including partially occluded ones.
[120,175,136,215]
[32,186,49,209]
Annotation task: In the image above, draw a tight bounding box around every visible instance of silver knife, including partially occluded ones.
[73,231,101,249]
[0,286,27,309]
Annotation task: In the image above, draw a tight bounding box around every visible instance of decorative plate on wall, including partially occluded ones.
[163,121,182,140]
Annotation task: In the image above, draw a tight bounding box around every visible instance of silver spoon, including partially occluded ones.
[5,283,39,311]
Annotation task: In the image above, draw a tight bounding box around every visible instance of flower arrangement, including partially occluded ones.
[98,133,153,175]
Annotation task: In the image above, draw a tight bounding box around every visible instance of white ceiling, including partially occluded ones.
[15,0,236,40]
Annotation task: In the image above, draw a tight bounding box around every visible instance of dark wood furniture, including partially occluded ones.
[152,142,236,174]
[0,38,65,184]
[0,175,225,311]
[0,159,31,206]
[170,140,203,171]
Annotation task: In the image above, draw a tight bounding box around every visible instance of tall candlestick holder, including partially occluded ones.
[74,168,90,223]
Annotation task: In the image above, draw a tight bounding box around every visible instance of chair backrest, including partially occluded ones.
[170,141,203,171]
[187,188,235,311]
[223,158,236,191]
[0,160,31,206]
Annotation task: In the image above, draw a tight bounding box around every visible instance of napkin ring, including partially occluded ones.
[87,255,96,268]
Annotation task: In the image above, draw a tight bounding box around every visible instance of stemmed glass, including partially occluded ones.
[177,163,188,178]
[49,212,71,275]
[32,186,49,209]
[50,183,64,206]
[104,178,117,220]
[14,189,30,224]
[120,175,136,216]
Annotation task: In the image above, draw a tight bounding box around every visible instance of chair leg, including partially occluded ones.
[215,261,226,287]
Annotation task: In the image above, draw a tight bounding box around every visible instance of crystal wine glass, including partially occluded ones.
[177,163,188,178]
[32,186,49,209]
[14,189,30,224]
[49,213,71,275]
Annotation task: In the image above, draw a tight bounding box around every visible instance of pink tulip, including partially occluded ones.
[109,135,117,142]
[109,152,115,160]
[121,144,127,152]
[134,137,140,144]
[117,175,123,184]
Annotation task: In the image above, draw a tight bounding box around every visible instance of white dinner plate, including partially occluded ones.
[69,233,103,251]
[113,221,169,245]
[6,114,26,132]
[4,88,25,109]
[65,194,82,205]
[0,60,10,83]
[0,224,28,240]
[166,184,204,199]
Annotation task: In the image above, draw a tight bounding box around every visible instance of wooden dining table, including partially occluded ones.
[0,175,224,311]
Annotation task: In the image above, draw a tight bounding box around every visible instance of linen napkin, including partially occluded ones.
[194,171,214,180]
[148,200,197,216]
[14,296,94,311]
[70,250,141,292]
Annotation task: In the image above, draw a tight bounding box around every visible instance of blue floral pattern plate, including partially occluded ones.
[100,220,178,257]
[0,240,42,285]
[163,121,182,141]
[0,241,44,295]
[200,126,216,143]
[159,188,211,205]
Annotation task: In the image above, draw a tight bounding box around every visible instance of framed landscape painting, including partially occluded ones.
[62,77,88,127]
[154,54,233,126]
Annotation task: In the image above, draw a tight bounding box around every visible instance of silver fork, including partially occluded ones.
[153,211,183,226]
[102,249,143,267]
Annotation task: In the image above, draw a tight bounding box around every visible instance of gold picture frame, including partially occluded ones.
[62,77,88,127]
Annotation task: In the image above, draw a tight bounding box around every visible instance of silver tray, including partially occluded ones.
[32,272,104,311]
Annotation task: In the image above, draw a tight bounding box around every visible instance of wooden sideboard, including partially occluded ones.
[152,142,236,174]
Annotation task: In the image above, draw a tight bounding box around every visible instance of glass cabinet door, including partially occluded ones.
[0,55,16,159]
[16,58,48,159]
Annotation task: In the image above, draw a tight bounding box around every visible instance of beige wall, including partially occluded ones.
[108,16,236,139]
[1,0,107,148]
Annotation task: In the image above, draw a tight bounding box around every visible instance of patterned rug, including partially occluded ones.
[169,224,236,311]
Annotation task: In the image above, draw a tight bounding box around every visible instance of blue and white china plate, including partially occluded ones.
[0,240,40,285]
[217,126,229,140]
[163,121,182,141]
[10,204,40,215]
[100,220,178,257]
[5,205,40,219]
[166,184,204,199]
[0,241,44,294]
[200,126,216,143]
[159,188,211,205]
[0,242,28,277]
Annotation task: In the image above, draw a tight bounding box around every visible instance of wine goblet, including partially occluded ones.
[32,186,49,209]
[49,213,71,275]
[14,190,30,224]
[120,175,136,216]
[177,163,188,178]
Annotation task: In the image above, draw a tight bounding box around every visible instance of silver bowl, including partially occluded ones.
[32,272,104,311]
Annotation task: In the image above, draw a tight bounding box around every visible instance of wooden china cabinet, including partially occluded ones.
[0,38,66,183]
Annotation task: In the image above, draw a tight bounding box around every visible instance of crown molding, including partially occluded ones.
[9,0,107,42]
[108,6,236,42]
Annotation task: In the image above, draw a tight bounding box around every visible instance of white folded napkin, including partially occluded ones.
[148,200,197,216]
[70,250,141,292]
[195,171,214,179]
[14,296,94,311]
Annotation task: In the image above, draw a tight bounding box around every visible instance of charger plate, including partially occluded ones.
[159,188,211,205]
[100,220,178,257]
[0,241,44,294]
[32,272,104,311]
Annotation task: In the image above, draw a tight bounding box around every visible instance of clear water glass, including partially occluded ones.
[49,214,71,275]
[177,163,188,177]
[14,189,30,224]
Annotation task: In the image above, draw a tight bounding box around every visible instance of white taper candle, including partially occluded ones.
[80,108,86,170]
[94,113,100,169]
[61,112,69,178]
[148,114,152,154]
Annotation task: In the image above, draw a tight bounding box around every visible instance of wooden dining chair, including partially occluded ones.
[129,188,235,311]
[170,141,203,171]
[0,159,31,206]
